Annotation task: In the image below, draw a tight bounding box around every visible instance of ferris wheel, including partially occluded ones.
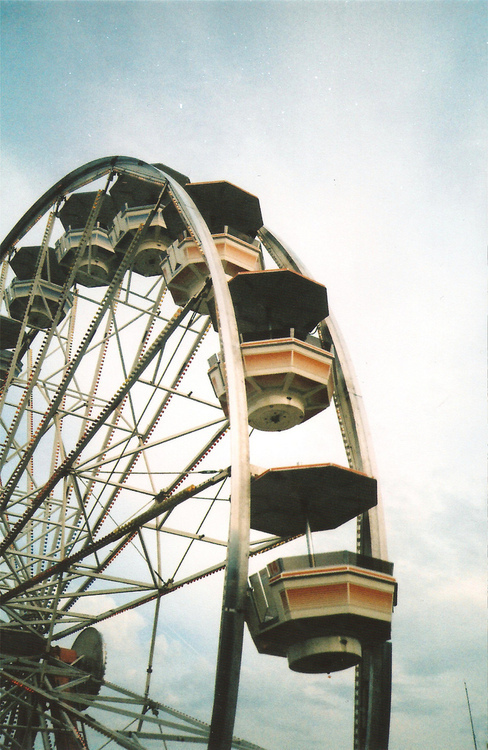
[0,157,395,750]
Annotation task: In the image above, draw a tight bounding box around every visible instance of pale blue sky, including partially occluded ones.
[1,2,486,748]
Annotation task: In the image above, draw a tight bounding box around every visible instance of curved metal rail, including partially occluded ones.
[1,157,169,259]
[258,226,392,750]
[1,156,251,750]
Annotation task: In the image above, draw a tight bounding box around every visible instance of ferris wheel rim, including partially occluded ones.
[257,225,392,750]
[257,225,388,560]
[0,158,253,749]
[0,156,175,259]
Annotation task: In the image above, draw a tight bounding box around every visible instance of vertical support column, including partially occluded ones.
[355,643,392,750]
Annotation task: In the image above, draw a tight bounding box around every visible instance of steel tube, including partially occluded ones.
[160,174,251,750]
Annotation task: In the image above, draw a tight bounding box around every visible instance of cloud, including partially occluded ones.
[1,2,486,748]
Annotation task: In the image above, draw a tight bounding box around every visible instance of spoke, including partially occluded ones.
[68,313,212,551]
[0,186,111,463]
[0,299,196,554]
[0,470,230,606]
[1,666,270,749]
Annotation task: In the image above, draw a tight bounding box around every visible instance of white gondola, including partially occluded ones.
[110,204,172,276]
[247,551,396,673]
[208,268,333,430]
[5,278,72,328]
[209,336,334,430]
[56,227,117,287]
[161,230,262,309]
